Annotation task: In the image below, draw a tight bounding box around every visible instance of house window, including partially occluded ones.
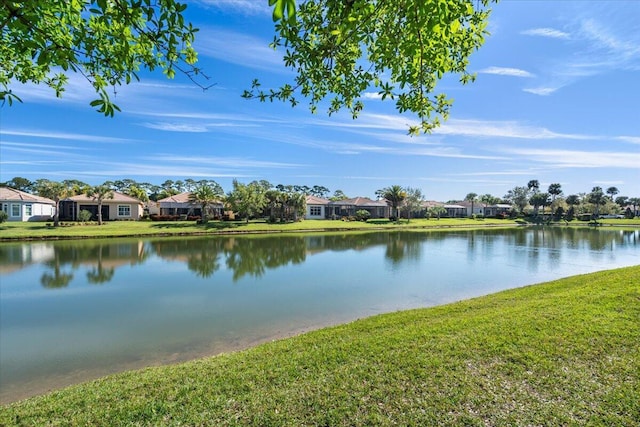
[310,206,322,216]
[2,204,8,213]
[11,204,20,217]
[25,204,32,216]
[118,205,131,217]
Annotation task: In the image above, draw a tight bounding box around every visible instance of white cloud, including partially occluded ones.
[521,28,570,39]
[502,148,640,169]
[478,67,535,78]
[523,87,560,96]
[195,27,285,73]
[195,0,270,15]
[522,14,640,96]
[616,136,640,145]
[433,119,592,140]
[362,92,383,100]
[1,129,134,143]
[140,123,210,133]
[148,155,304,169]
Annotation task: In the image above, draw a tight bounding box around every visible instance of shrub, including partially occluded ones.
[355,209,371,222]
[77,209,92,223]
[0,211,8,223]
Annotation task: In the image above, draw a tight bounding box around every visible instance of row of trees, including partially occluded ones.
[3,176,638,226]
[499,180,639,220]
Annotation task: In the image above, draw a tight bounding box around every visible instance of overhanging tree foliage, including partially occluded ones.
[248,0,497,134]
[2,0,497,132]
[1,0,201,115]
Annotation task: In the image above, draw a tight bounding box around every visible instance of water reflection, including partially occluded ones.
[0,229,638,289]
[1,228,639,404]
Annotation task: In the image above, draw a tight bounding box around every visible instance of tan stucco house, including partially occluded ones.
[59,191,145,221]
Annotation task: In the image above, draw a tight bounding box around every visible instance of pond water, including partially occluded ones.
[1,228,639,403]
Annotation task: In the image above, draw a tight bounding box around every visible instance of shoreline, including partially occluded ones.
[2,219,638,243]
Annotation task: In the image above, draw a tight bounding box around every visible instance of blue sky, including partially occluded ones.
[1,0,639,201]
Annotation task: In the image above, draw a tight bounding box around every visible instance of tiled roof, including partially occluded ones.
[305,195,330,205]
[66,191,144,204]
[157,192,223,205]
[0,187,55,205]
[157,192,192,204]
[329,197,388,207]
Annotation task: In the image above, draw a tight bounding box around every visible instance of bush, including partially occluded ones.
[77,209,92,223]
[355,209,371,222]
[0,211,8,223]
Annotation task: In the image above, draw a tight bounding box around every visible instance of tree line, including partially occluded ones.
[2,177,638,226]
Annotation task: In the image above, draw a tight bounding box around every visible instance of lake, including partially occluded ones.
[1,227,639,403]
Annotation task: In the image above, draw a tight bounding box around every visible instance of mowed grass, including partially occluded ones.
[1,266,638,426]
[0,217,516,240]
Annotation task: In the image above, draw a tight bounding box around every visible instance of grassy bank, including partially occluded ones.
[0,218,517,241]
[2,266,638,426]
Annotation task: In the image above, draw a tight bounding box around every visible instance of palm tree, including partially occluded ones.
[189,184,223,223]
[527,180,540,194]
[588,187,606,220]
[606,186,619,201]
[465,192,478,217]
[627,197,640,217]
[379,185,407,219]
[480,193,500,206]
[36,180,75,226]
[428,206,446,220]
[86,185,114,225]
[547,183,562,202]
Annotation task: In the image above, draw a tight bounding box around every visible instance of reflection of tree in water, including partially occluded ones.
[384,232,424,267]
[39,240,147,288]
[86,265,115,284]
[151,238,225,279]
[187,244,222,278]
[40,248,74,289]
[224,236,307,281]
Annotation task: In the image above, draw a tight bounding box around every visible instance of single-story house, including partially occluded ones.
[157,192,224,218]
[305,195,330,219]
[458,200,485,217]
[59,191,145,221]
[327,197,390,219]
[484,204,513,217]
[443,204,467,218]
[0,187,55,222]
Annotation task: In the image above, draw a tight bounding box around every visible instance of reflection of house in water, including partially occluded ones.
[0,241,147,278]
[0,242,56,274]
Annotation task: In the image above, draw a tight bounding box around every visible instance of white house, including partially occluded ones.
[305,195,330,219]
[458,200,484,217]
[0,187,56,222]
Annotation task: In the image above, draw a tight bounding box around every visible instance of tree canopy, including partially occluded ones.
[1,0,200,115]
[248,0,496,134]
[2,0,496,132]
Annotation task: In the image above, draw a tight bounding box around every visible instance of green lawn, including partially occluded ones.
[1,266,638,426]
[0,217,517,240]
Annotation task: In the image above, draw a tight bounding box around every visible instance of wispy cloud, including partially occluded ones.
[502,148,640,169]
[140,123,210,133]
[523,87,558,96]
[478,67,535,78]
[523,13,640,96]
[362,92,383,100]
[148,155,304,169]
[194,0,270,15]
[195,27,285,73]
[616,136,640,145]
[434,119,593,140]
[521,28,570,39]
[1,129,134,143]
